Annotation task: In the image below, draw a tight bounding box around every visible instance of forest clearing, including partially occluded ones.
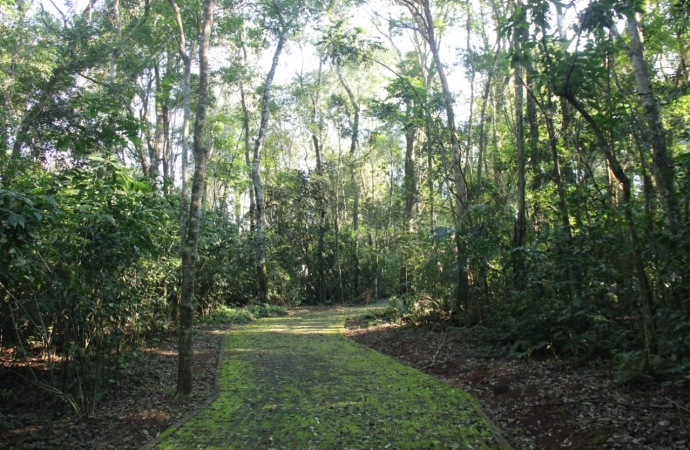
[2,0,690,448]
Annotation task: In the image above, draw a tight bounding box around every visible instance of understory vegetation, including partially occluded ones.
[2,0,690,418]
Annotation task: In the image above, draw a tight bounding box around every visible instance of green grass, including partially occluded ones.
[155,306,510,449]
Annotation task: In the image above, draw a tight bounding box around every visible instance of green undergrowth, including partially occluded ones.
[198,303,287,325]
[155,306,510,449]
[359,296,454,328]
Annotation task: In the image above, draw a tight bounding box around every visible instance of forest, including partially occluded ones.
[2,0,690,445]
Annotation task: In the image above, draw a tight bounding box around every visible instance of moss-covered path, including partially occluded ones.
[152,306,511,450]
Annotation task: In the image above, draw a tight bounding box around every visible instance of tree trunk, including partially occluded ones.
[476,43,500,197]
[426,121,435,244]
[252,30,288,303]
[624,10,679,227]
[562,90,658,367]
[177,0,214,397]
[512,14,527,289]
[401,100,418,296]
[464,4,475,182]
[239,36,255,232]
[167,0,193,259]
[409,0,472,322]
[403,108,417,233]
[150,65,165,181]
[109,0,121,83]
[311,59,327,304]
[337,68,361,297]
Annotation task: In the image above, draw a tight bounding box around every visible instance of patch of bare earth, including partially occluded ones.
[344,319,690,449]
[0,325,225,450]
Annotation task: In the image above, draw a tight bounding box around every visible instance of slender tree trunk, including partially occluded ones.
[476,44,500,197]
[624,10,678,227]
[177,0,214,397]
[167,0,193,260]
[240,84,255,231]
[562,91,657,367]
[337,68,361,296]
[536,8,582,299]
[401,102,417,295]
[512,14,527,289]
[239,36,255,232]
[464,5,475,181]
[109,0,121,83]
[407,0,472,321]
[426,121,435,244]
[310,59,327,304]
[252,30,288,303]
[161,60,172,192]
[403,104,417,233]
[334,136,344,304]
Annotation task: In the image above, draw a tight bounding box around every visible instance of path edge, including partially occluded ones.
[139,327,227,450]
[474,406,513,449]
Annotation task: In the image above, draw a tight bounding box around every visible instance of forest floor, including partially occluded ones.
[0,325,226,449]
[2,303,689,449]
[344,313,690,450]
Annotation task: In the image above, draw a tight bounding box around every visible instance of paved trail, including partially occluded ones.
[152,306,511,449]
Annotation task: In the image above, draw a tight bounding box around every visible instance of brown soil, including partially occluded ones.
[344,318,690,449]
[0,325,225,450]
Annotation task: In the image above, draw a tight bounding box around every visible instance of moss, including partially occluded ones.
[155,306,510,449]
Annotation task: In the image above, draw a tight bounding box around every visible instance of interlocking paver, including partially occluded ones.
[152,307,511,449]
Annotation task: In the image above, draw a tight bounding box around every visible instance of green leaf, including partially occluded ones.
[7,214,25,228]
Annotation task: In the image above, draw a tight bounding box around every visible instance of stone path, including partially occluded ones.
[151,306,511,449]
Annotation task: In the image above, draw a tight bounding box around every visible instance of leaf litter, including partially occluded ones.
[344,317,690,449]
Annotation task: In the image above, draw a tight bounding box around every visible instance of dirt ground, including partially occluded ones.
[344,318,690,450]
[0,326,225,450]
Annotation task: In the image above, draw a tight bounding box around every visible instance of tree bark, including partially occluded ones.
[252,29,288,303]
[167,0,193,311]
[177,0,214,397]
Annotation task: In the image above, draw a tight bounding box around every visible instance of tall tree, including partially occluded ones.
[621,3,679,227]
[399,0,474,322]
[511,0,527,287]
[177,0,215,396]
[251,4,289,303]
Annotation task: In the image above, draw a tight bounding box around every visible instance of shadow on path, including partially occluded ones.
[151,306,511,449]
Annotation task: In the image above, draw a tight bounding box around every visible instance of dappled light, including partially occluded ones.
[3,0,690,447]
[155,308,508,449]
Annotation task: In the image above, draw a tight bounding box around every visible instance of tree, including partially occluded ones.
[398,0,474,323]
[177,0,215,396]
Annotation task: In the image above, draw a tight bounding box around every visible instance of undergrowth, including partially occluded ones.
[361,295,690,385]
[198,303,287,325]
